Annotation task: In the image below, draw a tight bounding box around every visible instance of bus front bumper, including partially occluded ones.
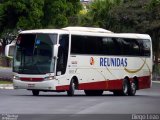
[13,79,58,91]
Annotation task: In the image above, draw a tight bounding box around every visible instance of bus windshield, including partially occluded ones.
[13,33,57,74]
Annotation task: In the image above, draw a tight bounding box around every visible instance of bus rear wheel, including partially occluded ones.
[128,80,137,96]
[121,79,130,96]
[113,79,131,96]
[32,90,40,96]
[84,90,103,96]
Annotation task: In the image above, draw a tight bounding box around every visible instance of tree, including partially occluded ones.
[0,2,5,34]
[17,0,44,29]
[0,0,44,36]
[85,0,123,28]
[43,0,67,28]
[147,0,160,65]
[109,0,152,32]
[67,0,82,26]
[43,0,82,28]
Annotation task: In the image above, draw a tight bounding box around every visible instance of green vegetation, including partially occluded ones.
[0,0,81,31]
[0,80,12,84]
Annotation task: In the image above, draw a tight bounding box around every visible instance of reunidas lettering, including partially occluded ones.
[100,58,127,67]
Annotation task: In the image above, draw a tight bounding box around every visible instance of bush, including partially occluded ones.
[0,56,12,67]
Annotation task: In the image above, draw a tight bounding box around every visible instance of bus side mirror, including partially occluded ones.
[53,44,60,58]
[5,43,15,59]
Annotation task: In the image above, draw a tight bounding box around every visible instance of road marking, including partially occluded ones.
[0,66,11,69]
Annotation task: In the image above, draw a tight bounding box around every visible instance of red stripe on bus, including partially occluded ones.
[138,76,151,89]
[78,80,122,90]
[56,85,69,91]
[20,77,43,82]
[56,75,151,91]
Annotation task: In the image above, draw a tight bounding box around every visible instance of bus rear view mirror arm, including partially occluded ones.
[5,43,16,59]
[53,44,60,58]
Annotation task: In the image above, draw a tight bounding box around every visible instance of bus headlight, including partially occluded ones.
[13,75,20,80]
[44,76,55,81]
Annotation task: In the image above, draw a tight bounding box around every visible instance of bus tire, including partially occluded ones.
[67,79,76,96]
[84,90,103,96]
[121,79,130,96]
[128,80,137,96]
[32,90,40,96]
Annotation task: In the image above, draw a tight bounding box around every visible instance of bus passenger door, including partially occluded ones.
[56,34,69,85]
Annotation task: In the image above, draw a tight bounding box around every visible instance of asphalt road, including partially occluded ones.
[0,82,160,120]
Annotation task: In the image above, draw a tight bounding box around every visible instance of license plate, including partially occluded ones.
[28,84,35,88]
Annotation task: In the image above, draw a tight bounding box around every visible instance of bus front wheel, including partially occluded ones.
[67,79,76,96]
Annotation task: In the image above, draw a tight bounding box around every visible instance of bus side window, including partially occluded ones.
[141,39,151,57]
[102,38,121,55]
[56,34,69,75]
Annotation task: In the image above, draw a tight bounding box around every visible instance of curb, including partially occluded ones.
[152,81,160,83]
[0,84,13,89]
[0,67,12,69]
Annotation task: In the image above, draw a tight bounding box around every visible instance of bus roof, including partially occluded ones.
[20,27,151,40]
[62,27,112,33]
[20,29,69,34]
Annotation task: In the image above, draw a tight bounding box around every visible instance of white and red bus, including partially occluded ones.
[5,27,153,96]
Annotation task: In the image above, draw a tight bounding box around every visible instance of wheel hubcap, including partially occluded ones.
[71,82,75,94]
[123,83,128,94]
[131,82,136,94]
